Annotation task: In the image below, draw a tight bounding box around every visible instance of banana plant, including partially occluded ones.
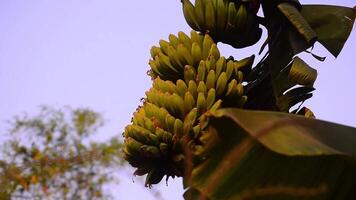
[122,0,356,199]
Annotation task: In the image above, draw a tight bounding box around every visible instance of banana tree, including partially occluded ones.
[122,0,356,199]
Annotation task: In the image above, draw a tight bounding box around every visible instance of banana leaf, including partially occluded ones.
[301,5,356,57]
[255,3,355,111]
[184,108,356,200]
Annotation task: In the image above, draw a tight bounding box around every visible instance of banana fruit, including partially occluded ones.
[149,31,216,81]
[181,0,262,48]
[124,31,255,187]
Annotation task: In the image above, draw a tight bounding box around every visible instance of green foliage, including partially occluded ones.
[0,106,124,200]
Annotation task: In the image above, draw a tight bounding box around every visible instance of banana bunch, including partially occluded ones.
[149,31,219,81]
[124,32,254,186]
[181,0,262,48]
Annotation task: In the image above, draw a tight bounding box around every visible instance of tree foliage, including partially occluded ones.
[0,106,124,200]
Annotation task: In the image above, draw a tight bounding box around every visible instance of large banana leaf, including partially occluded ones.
[184,108,356,200]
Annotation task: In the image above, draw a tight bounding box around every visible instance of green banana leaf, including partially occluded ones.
[184,108,356,200]
[278,3,317,46]
[302,5,356,57]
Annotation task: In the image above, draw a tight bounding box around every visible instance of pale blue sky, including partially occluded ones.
[0,0,355,199]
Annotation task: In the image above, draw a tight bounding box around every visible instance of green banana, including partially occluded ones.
[216,0,228,30]
[184,91,196,112]
[215,57,226,77]
[173,118,184,138]
[216,72,228,96]
[190,30,203,47]
[194,0,206,30]
[176,79,188,97]
[124,31,255,187]
[182,0,200,31]
[197,81,207,94]
[208,44,221,59]
[178,31,193,50]
[168,34,180,48]
[205,0,216,31]
[206,70,216,90]
[197,92,207,114]
[234,4,248,32]
[227,2,237,30]
[150,46,161,58]
[188,80,198,99]
[181,0,262,48]
[202,34,215,59]
[177,44,194,66]
[184,65,197,84]
[191,42,203,66]
[197,61,207,82]
[206,88,216,109]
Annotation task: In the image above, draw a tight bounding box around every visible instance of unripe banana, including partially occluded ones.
[124,32,254,186]
[153,77,176,94]
[159,40,170,55]
[197,81,207,94]
[210,99,222,111]
[205,56,217,71]
[173,118,184,138]
[182,0,200,31]
[208,44,221,59]
[165,114,176,132]
[215,57,226,77]
[205,0,216,31]
[176,79,188,97]
[166,45,184,71]
[150,46,162,58]
[124,137,143,157]
[159,143,169,155]
[143,116,156,133]
[236,83,244,97]
[183,108,198,135]
[190,30,203,47]
[235,4,248,32]
[140,145,161,159]
[181,0,262,48]
[157,53,179,74]
[197,92,207,114]
[227,2,237,30]
[169,93,185,118]
[202,34,215,59]
[225,60,234,80]
[206,70,216,90]
[188,80,198,99]
[206,88,216,109]
[178,31,193,50]
[226,79,238,97]
[149,59,164,78]
[216,0,228,30]
[194,0,206,30]
[197,61,207,82]
[184,65,197,84]
[168,34,180,48]
[177,44,194,67]
[191,42,203,65]
[184,91,196,112]
[216,72,228,96]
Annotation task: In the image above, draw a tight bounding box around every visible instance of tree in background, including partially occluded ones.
[0,106,123,200]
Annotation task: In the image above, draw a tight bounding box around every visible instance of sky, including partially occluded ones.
[0,0,355,199]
